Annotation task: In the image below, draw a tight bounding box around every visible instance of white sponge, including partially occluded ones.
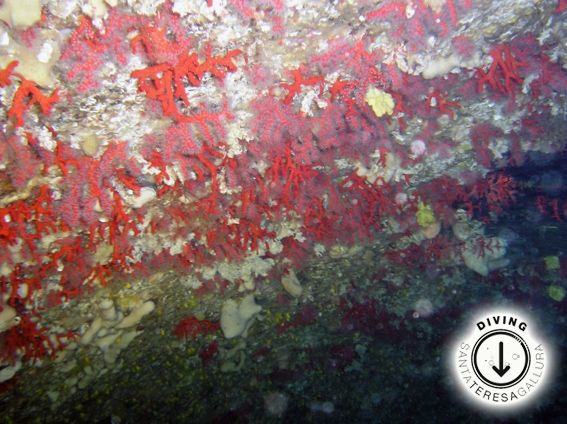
[220,294,262,338]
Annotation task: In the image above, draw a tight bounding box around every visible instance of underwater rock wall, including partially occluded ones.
[0,0,566,422]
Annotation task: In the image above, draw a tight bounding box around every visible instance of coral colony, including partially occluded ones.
[0,0,566,420]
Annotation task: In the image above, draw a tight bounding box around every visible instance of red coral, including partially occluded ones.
[338,173,397,238]
[470,122,503,168]
[328,78,364,125]
[30,185,58,235]
[466,237,505,259]
[0,60,19,87]
[366,2,406,21]
[250,97,313,161]
[417,175,464,225]
[280,67,324,105]
[322,79,392,158]
[173,316,220,339]
[339,298,379,336]
[445,0,459,26]
[534,196,566,222]
[49,236,93,299]
[477,44,526,100]
[3,135,43,188]
[229,0,256,18]
[218,217,275,254]
[424,88,461,119]
[451,35,476,59]
[60,11,137,92]
[131,45,240,122]
[302,197,335,244]
[1,310,74,363]
[0,199,37,255]
[264,145,319,209]
[529,53,567,98]
[365,1,453,51]
[281,237,311,268]
[199,340,219,365]
[7,79,59,127]
[549,198,565,222]
[277,304,318,334]
[131,25,189,65]
[463,173,517,218]
[311,39,381,80]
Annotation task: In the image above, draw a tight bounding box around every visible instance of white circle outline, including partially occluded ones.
[471,329,530,388]
[445,305,556,414]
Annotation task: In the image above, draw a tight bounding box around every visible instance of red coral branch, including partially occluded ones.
[280,67,324,104]
[446,0,459,27]
[470,123,503,168]
[131,44,240,122]
[7,80,59,127]
[366,2,405,20]
[2,310,74,362]
[477,44,526,100]
[463,173,516,218]
[3,135,43,188]
[60,11,137,92]
[425,88,461,119]
[229,0,255,18]
[338,173,396,238]
[264,145,319,209]
[0,60,20,87]
[173,316,220,339]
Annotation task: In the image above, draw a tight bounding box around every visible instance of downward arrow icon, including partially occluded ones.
[492,341,510,377]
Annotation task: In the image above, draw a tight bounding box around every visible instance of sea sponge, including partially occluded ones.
[416,202,437,228]
[0,0,41,28]
[462,237,508,276]
[544,255,560,271]
[364,86,394,117]
[0,305,19,333]
[281,269,303,297]
[547,285,565,302]
[220,294,262,338]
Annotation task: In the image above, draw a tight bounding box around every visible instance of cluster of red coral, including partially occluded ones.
[173,315,220,339]
[0,1,565,364]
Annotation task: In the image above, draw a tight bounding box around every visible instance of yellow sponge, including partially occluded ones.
[364,86,395,117]
[416,202,437,228]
